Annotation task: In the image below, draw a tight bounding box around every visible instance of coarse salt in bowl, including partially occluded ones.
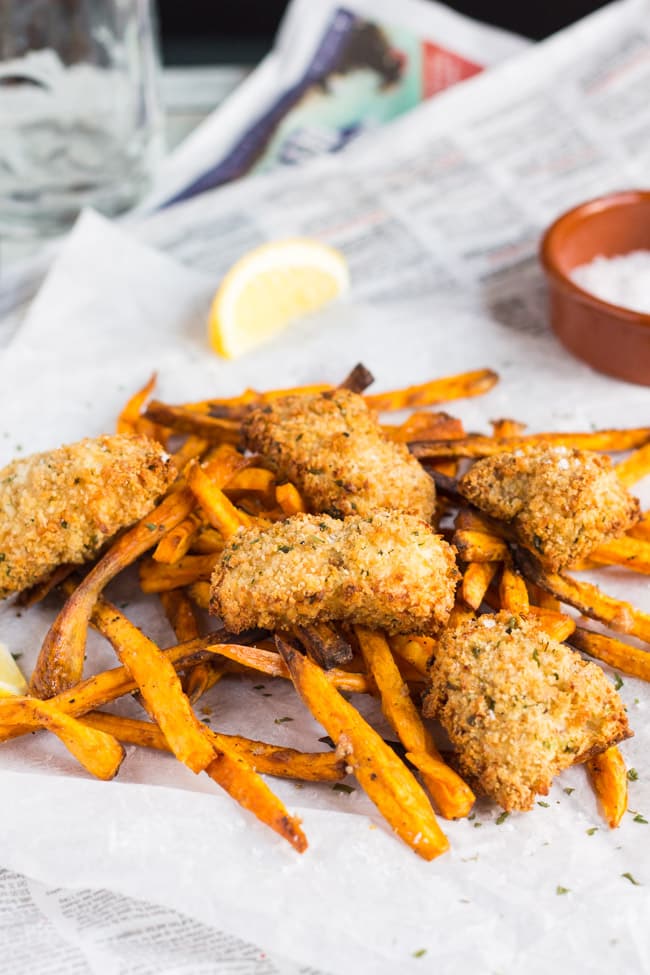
[540,189,650,386]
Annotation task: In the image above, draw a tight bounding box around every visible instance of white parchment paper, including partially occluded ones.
[1,211,649,974]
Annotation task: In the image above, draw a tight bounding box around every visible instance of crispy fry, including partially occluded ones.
[116,372,157,435]
[513,547,650,643]
[590,536,650,575]
[187,461,252,538]
[144,401,241,442]
[528,607,576,642]
[183,383,334,421]
[0,632,257,743]
[628,509,650,543]
[411,428,650,459]
[224,468,275,495]
[462,561,498,610]
[382,411,466,444]
[526,582,561,612]
[31,487,195,698]
[212,641,371,692]
[82,711,346,781]
[88,598,307,851]
[160,589,201,641]
[616,442,650,486]
[490,418,526,437]
[277,636,449,859]
[338,363,375,394]
[453,529,508,563]
[389,634,436,675]
[587,746,628,828]
[187,580,211,610]
[153,513,201,564]
[140,553,220,593]
[355,627,474,819]
[5,697,124,780]
[454,508,507,537]
[293,622,354,669]
[275,482,308,515]
[159,589,223,701]
[16,563,75,608]
[172,435,210,469]
[364,368,498,412]
[570,627,650,682]
[499,564,530,614]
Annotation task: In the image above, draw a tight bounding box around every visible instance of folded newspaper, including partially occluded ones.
[2,0,650,972]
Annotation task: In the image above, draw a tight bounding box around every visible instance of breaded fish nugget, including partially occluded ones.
[0,434,175,597]
[425,612,631,811]
[211,511,458,634]
[242,390,435,520]
[459,445,639,570]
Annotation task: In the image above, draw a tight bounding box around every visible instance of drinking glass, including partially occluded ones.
[0,0,163,237]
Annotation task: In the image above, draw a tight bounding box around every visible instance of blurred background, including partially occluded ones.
[158,0,613,63]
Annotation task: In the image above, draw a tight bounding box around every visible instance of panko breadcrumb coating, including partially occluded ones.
[424,612,631,811]
[459,445,639,570]
[242,389,436,520]
[0,434,175,597]
[211,511,458,634]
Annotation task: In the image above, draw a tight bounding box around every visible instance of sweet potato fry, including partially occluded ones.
[364,368,498,412]
[513,547,650,643]
[462,561,498,610]
[275,482,307,515]
[354,627,474,820]
[454,508,507,537]
[410,427,650,459]
[88,599,307,850]
[187,580,211,610]
[186,461,252,538]
[0,632,257,743]
[211,641,371,692]
[31,486,194,698]
[628,509,650,543]
[116,372,157,435]
[570,627,650,682]
[590,536,650,575]
[528,607,576,642]
[172,435,210,469]
[224,468,275,496]
[183,382,333,420]
[153,513,201,564]
[144,401,241,442]
[490,418,526,437]
[277,636,449,859]
[5,697,124,780]
[82,711,346,781]
[616,442,650,487]
[499,564,530,614]
[338,362,375,394]
[139,553,220,593]
[453,529,508,563]
[159,589,225,701]
[389,634,436,676]
[293,623,354,669]
[587,746,628,828]
[526,582,561,612]
[382,411,466,444]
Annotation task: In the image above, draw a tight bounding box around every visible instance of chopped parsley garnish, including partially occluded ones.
[633,814,648,824]
[586,827,598,836]
[622,872,641,886]
[496,811,509,825]
[556,886,570,895]
[332,783,355,794]
[627,768,639,782]
[564,787,575,795]
[537,801,550,808]
[614,673,624,691]
[274,716,293,724]
[412,949,427,959]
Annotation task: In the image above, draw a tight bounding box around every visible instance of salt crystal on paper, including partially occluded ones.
[571,250,650,314]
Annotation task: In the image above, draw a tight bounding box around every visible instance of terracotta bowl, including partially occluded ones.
[540,189,650,385]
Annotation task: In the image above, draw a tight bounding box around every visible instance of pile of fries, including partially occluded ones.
[2,364,649,858]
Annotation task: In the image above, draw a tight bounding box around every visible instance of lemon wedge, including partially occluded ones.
[208,238,349,359]
[0,642,28,697]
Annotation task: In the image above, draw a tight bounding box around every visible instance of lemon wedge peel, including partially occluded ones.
[0,642,28,697]
[209,238,350,359]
